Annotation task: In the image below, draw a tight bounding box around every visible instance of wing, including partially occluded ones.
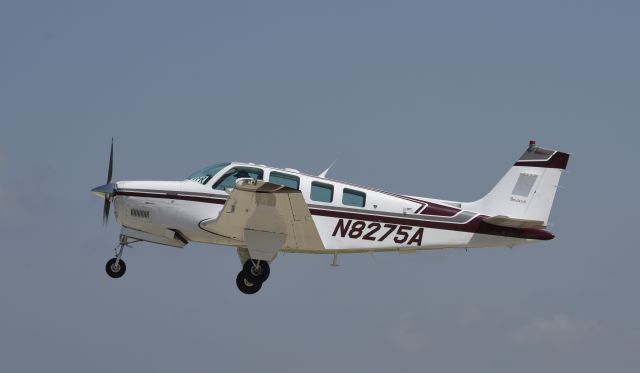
[483,215,545,229]
[200,179,324,261]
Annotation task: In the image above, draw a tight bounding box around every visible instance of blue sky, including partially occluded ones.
[1,1,639,372]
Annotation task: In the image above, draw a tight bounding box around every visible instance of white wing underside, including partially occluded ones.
[200,179,324,261]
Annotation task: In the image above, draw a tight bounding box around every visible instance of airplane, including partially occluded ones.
[92,140,569,294]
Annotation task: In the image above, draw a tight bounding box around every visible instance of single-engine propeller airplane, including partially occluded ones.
[92,140,569,294]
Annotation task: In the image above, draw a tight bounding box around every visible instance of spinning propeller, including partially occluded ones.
[91,138,116,225]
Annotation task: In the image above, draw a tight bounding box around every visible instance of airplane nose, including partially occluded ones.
[91,183,116,198]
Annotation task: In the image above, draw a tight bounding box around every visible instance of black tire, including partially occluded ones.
[106,258,126,279]
[236,271,262,294]
[242,259,270,284]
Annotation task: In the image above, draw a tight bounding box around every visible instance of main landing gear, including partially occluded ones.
[236,259,270,294]
[105,235,140,279]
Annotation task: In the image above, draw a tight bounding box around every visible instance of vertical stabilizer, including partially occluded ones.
[464,141,570,226]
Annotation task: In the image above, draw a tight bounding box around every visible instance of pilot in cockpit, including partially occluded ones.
[235,170,251,179]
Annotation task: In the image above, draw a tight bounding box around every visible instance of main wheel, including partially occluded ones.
[106,258,127,279]
[242,259,270,284]
[236,271,262,294]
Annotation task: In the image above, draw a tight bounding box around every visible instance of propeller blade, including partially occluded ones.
[103,196,111,225]
[107,138,114,184]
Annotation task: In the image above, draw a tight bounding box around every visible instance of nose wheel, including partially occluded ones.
[106,257,126,278]
[236,260,270,294]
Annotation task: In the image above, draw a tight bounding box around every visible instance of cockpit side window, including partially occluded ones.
[187,162,230,185]
[212,167,263,190]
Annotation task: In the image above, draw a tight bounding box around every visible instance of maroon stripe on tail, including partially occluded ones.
[515,151,570,170]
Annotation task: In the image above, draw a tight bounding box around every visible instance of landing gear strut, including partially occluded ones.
[243,259,270,283]
[236,260,270,294]
[105,235,140,279]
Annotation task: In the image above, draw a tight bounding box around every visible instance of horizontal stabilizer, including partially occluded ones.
[483,215,545,229]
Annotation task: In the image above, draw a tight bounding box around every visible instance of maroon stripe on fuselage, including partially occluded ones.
[116,191,226,205]
[384,193,461,217]
[309,208,553,240]
[419,203,461,217]
[309,207,483,232]
[116,190,553,241]
[382,192,426,212]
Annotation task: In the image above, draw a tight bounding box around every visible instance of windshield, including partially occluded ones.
[186,162,230,185]
[213,167,263,190]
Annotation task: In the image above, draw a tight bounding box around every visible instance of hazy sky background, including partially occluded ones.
[1,1,639,372]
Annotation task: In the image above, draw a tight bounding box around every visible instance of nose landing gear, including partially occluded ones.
[106,257,126,278]
[105,235,140,279]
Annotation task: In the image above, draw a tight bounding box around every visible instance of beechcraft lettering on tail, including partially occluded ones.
[92,140,570,294]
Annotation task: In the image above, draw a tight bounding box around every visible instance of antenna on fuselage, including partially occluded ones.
[318,159,337,178]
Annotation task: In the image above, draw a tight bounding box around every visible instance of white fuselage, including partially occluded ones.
[112,162,532,254]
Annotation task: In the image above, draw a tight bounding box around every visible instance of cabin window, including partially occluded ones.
[311,182,334,202]
[343,188,366,207]
[213,167,263,190]
[269,172,300,189]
